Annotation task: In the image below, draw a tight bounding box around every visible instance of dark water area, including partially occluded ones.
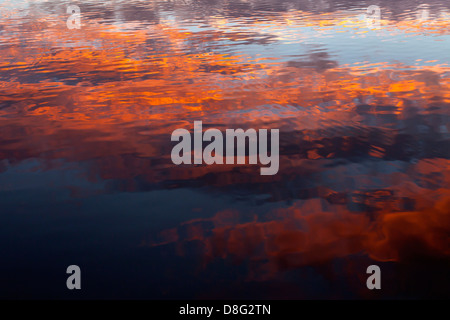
[0,0,449,299]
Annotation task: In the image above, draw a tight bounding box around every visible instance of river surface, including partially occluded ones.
[0,0,449,299]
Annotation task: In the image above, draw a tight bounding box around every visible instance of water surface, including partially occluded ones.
[0,0,449,299]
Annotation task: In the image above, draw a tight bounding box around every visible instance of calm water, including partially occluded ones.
[0,0,449,299]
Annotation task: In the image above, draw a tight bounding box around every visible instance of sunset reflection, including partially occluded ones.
[0,0,449,299]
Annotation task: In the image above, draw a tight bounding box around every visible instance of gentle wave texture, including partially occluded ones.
[0,0,449,299]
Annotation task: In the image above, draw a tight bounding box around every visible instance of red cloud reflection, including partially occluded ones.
[148,159,450,280]
[0,6,449,291]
